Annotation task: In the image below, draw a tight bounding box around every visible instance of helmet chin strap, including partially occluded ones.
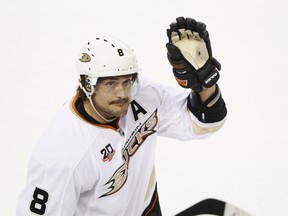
[79,81,117,123]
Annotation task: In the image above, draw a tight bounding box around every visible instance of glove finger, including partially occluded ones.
[195,21,206,33]
[166,29,172,42]
[185,19,207,40]
[176,17,189,39]
[169,22,179,32]
[169,22,181,42]
[194,22,211,42]
[176,16,186,29]
[185,18,197,32]
[185,18,203,40]
[166,43,183,60]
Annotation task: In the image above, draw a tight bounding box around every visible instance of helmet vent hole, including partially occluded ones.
[104,39,107,42]
[88,48,90,51]
[103,65,106,67]
[111,44,115,47]
[89,68,91,70]
[91,54,95,57]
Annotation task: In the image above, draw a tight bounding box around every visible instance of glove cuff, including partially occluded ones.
[187,84,227,123]
[199,57,221,88]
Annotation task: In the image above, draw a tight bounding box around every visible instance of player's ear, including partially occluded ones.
[84,76,93,93]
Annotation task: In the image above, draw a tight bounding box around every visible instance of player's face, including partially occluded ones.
[92,75,135,119]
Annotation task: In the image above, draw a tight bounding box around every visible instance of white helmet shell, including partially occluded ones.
[76,37,139,86]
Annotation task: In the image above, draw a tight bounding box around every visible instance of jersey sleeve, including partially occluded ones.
[16,157,77,215]
[16,147,97,216]
[156,84,226,140]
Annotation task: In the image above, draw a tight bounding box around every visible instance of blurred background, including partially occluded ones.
[1,0,287,215]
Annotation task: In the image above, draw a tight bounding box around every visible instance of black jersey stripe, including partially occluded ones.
[142,185,162,216]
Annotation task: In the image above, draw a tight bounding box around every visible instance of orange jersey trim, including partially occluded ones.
[70,95,120,131]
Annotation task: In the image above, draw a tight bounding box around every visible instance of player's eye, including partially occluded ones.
[105,81,117,88]
[122,78,134,87]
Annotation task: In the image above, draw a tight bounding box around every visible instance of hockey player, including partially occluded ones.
[16,17,227,216]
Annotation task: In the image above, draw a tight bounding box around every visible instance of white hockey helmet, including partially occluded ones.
[76,37,140,88]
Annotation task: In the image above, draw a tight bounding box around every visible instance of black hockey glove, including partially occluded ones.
[166,17,221,92]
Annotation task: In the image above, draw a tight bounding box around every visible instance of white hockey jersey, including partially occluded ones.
[16,77,225,216]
